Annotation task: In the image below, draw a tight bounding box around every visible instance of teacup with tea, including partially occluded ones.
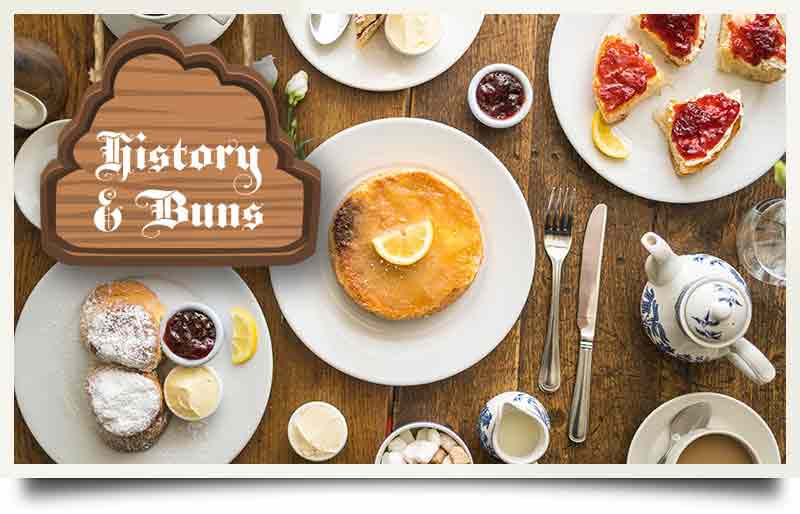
[665,429,759,464]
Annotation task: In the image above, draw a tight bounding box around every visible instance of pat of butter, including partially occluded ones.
[385,14,443,55]
[164,366,221,420]
[289,402,347,460]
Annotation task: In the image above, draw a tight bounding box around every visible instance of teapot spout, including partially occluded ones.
[641,232,681,286]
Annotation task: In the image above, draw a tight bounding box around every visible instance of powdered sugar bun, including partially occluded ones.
[85,365,169,452]
[80,280,165,371]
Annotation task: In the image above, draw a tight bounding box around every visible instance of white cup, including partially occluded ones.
[664,428,761,464]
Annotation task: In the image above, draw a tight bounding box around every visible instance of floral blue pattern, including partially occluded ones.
[691,254,747,288]
[691,310,722,340]
[641,286,707,363]
[477,392,550,460]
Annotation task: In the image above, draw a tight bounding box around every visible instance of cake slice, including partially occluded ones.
[655,90,743,176]
[718,14,786,83]
[633,14,707,66]
[353,14,386,47]
[593,34,664,123]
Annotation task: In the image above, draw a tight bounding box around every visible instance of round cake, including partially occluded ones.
[329,169,483,320]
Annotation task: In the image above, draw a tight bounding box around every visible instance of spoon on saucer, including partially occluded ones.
[308,13,351,45]
[657,401,712,464]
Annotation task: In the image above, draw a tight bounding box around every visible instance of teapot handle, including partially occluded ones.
[726,338,776,385]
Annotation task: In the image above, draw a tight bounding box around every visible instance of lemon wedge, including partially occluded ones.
[371,220,434,266]
[592,110,630,159]
[230,307,258,365]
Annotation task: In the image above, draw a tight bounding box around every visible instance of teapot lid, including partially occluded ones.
[679,278,751,347]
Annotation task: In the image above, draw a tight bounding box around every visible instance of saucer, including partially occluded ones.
[270,118,535,386]
[14,118,70,229]
[101,14,236,46]
[627,392,781,464]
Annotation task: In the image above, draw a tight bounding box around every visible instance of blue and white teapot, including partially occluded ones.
[640,232,775,385]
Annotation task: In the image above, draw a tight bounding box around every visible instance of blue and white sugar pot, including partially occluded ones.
[640,232,775,385]
[478,391,550,464]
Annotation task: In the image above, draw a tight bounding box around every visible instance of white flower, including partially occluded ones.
[286,70,309,106]
[252,55,278,88]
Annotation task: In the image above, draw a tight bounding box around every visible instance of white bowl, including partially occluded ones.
[467,63,533,129]
[163,365,224,422]
[288,401,348,462]
[160,302,224,367]
[375,421,473,464]
[384,15,444,57]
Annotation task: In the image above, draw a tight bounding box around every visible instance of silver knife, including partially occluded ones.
[568,203,607,443]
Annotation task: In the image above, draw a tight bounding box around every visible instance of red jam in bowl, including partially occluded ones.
[640,14,700,58]
[595,37,657,113]
[476,71,525,120]
[164,309,217,360]
[729,14,786,66]
[671,93,741,160]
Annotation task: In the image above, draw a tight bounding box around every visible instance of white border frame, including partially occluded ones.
[4,0,794,478]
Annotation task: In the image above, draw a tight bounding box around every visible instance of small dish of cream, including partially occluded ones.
[288,401,348,462]
[164,365,223,421]
[384,14,443,56]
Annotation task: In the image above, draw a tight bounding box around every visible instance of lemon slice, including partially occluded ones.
[592,110,630,159]
[371,220,434,266]
[230,307,258,365]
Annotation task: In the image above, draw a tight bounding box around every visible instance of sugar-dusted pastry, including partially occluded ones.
[654,90,743,176]
[634,14,707,66]
[718,14,786,83]
[329,170,483,320]
[593,34,664,123]
[353,14,386,47]
[85,365,169,452]
[79,280,165,371]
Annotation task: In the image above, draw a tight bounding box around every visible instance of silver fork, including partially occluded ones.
[538,187,575,393]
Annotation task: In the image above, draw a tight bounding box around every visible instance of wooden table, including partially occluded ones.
[14,14,785,464]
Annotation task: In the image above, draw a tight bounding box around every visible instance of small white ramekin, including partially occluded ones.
[375,421,473,464]
[288,401,349,462]
[467,63,533,129]
[163,364,224,422]
[384,15,443,57]
[160,302,224,367]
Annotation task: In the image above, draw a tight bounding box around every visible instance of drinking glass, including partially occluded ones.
[736,198,786,287]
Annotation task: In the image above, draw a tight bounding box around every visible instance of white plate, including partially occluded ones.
[627,392,780,464]
[549,15,786,203]
[270,118,534,386]
[14,119,70,229]
[101,14,236,46]
[281,13,483,91]
[14,265,272,463]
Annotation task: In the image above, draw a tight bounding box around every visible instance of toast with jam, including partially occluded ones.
[634,14,707,66]
[593,34,664,123]
[718,14,786,83]
[655,90,743,176]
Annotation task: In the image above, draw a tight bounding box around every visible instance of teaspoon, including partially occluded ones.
[308,13,351,45]
[657,401,712,464]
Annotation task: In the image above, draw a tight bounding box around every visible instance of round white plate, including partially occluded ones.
[15,265,272,463]
[281,13,484,91]
[549,15,786,203]
[14,119,70,229]
[101,14,236,46]
[270,118,534,386]
[627,392,780,464]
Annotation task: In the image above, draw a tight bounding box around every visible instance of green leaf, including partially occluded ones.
[774,160,786,189]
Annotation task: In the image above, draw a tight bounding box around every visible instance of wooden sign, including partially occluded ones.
[41,29,320,265]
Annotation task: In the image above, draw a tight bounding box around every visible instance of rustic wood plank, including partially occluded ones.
[390,15,538,464]
[224,14,404,464]
[14,14,94,464]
